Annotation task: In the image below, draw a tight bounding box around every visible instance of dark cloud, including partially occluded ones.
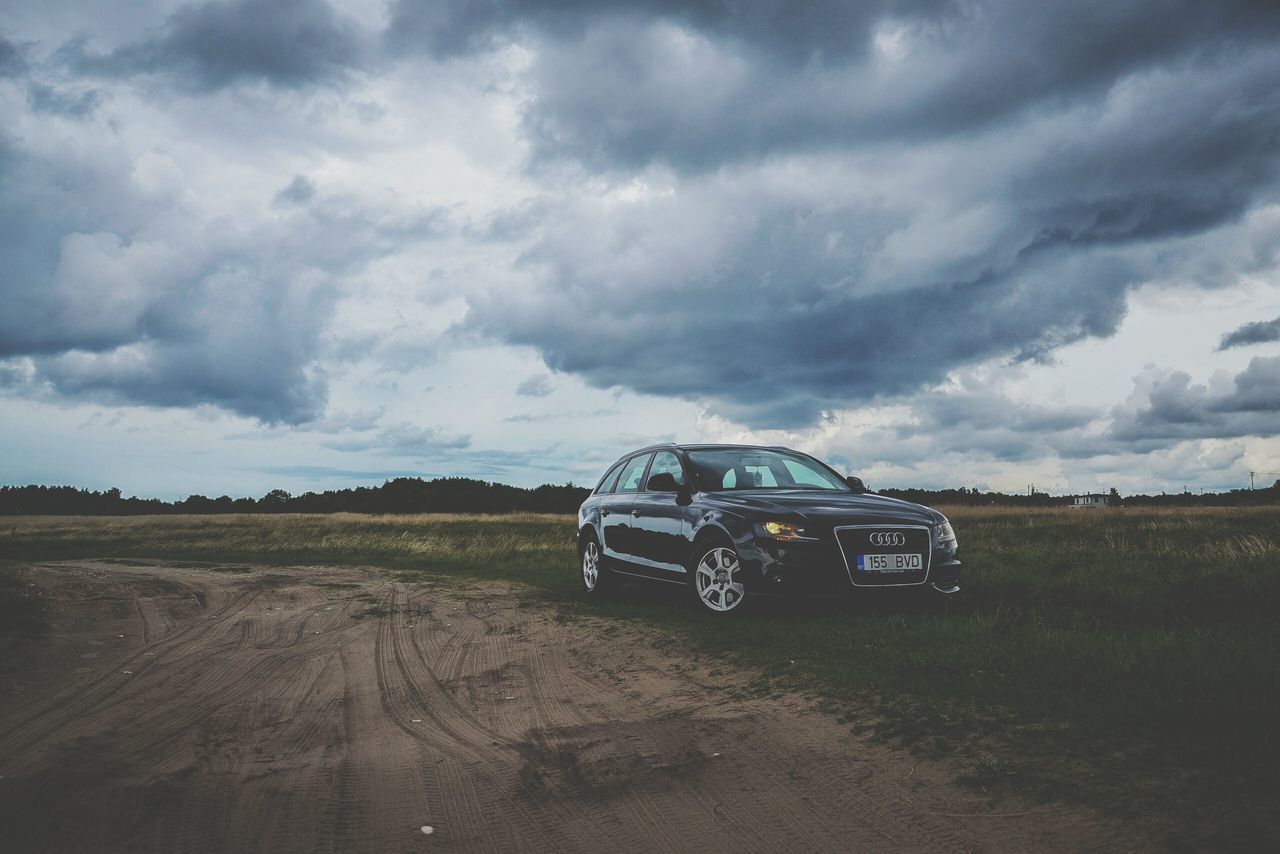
[68,0,366,91]
[0,136,155,358]
[1222,356,1280,413]
[472,186,1139,427]
[483,1,1280,172]
[26,81,102,117]
[837,381,1102,466]
[388,1,1280,77]
[274,175,316,206]
[32,332,331,424]
[901,387,1096,436]
[515,373,553,397]
[857,359,1280,468]
[0,131,444,424]
[1096,357,1280,452]
[226,407,385,438]
[384,1,951,61]
[1219,316,1280,350]
[837,359,1280,481]
[468,7,1280,428]
[6,0,1280,475]
[0,34,29,77]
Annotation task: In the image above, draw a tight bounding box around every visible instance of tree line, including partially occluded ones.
[876,482,1280,508]
[2,478,1278,517]
[0,478,592,516]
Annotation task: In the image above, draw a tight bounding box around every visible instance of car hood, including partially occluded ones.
[702,490,941,526]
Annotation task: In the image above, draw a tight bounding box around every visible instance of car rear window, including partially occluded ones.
[596,460,626,494]
[615,454,653,493]
[647,450,686,487]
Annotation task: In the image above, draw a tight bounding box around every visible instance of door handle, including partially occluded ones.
[631,509,642,517]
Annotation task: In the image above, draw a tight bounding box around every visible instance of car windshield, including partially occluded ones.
[686,448,851,492]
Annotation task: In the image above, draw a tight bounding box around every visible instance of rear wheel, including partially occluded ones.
[580,532,611,595]
[690,541,747,614]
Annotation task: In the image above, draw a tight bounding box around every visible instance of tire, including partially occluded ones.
[688,537,748,615]
[579,531,611,595]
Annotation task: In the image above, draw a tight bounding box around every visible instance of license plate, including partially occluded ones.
[856,553,922,572]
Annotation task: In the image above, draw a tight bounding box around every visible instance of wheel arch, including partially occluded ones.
[687,518,736,567]
[578,522,600,555]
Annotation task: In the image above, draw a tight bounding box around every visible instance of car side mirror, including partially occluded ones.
[846,475,868,494]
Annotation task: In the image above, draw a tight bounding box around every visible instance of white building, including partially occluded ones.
[1071,494,1109,508]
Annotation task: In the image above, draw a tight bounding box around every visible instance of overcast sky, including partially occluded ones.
[2,0,1280,499]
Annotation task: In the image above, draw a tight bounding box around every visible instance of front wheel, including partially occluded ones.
[580,534,611,595]
[690,542,747,614]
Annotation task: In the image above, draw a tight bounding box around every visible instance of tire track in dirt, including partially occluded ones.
[0,561,1152,853]
[0,578,269,763]
[2,582,363,775]
[404,590,650,850]
[375,585,580,852]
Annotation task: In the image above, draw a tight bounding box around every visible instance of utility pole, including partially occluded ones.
[1250,471,1280,490]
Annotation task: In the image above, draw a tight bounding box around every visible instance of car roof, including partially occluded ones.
[595,443,826,488]
[617,442,797,457]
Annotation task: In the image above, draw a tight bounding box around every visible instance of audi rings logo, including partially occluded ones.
[869,531,906,547]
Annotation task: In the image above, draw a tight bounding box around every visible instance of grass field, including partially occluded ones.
[2,508,1278,850]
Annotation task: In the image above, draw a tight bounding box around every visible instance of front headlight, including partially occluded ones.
[932,519,957,546]
[757,520,808,541]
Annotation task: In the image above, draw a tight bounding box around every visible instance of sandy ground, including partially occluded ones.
[0,561,1150,853]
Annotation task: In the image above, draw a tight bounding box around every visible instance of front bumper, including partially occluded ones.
[739,535,961,597]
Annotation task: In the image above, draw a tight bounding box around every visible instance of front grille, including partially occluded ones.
[834,525,931,587]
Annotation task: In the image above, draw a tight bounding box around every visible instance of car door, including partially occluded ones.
[599,453,651,561]
[628,450,694,575]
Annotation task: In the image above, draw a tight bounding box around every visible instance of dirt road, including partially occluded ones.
[0,562,1146,852]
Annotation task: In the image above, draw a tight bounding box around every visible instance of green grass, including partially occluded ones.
[2,508,1278,849]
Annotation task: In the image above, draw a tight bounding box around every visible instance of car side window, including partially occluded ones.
[596,461,626,494]
[615,454,653,493]
[647,451,686,487]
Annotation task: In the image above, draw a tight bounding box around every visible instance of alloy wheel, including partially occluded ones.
[695,546,745,612]
[582,540,600,591]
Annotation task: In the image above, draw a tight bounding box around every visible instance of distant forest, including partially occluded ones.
[876,483,1280,508]
[2,477,1280,516]
[0,478,592,516]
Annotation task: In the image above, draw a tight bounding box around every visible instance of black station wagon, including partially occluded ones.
[577,444,961,614]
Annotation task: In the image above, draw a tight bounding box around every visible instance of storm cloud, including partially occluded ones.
[67,0,368,91]
[1219,316,1280,350]
[2,1,1280,494]
[402,0,1280,172]
[0,131,444,422]
[0,34,28,77]
[1104,357,1280,449]
[460,2,1280,427]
